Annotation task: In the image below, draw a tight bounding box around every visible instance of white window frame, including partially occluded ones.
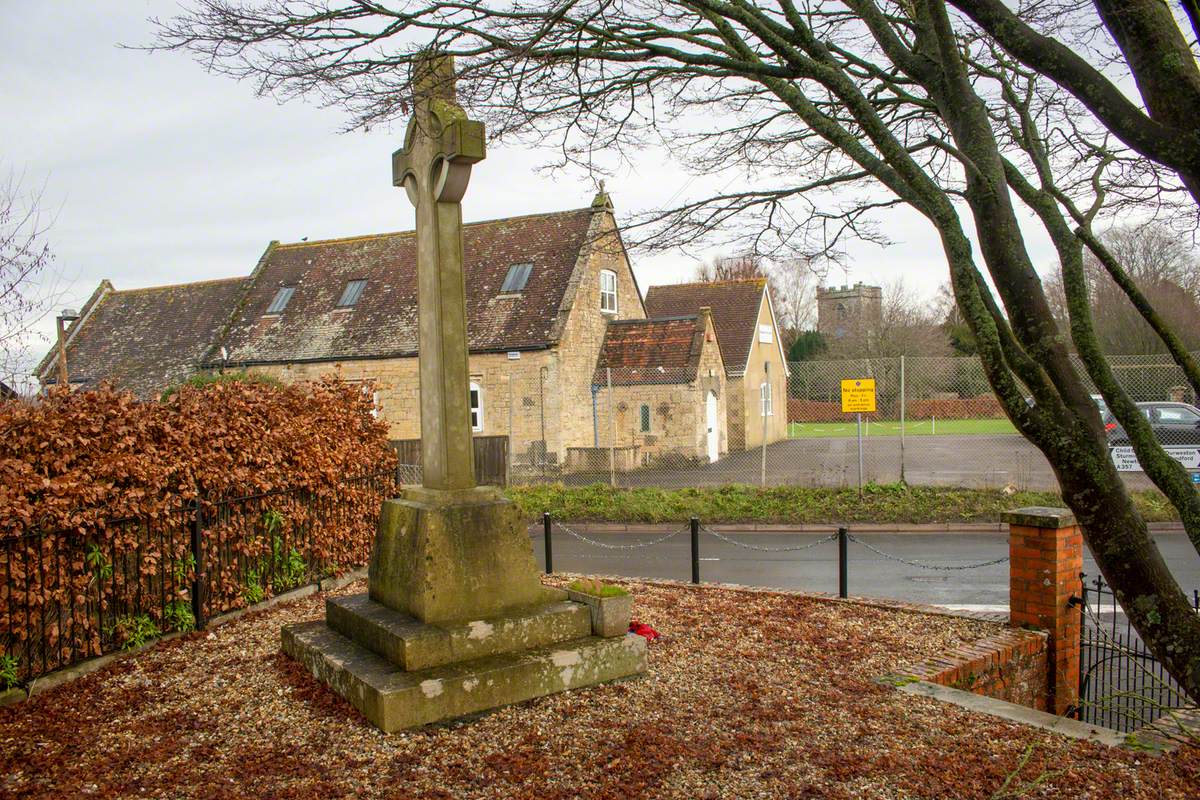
[599,269,618,314]
[469,382,484,432]
[760,381,773,417]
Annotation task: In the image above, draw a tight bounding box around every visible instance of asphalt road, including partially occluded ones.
[573,433,1160,492]
[531,528,1200,610]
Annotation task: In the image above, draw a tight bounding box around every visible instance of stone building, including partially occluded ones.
[816,282,882,346]
[578,310,727,470]
[216,192,647,467]
[38,192,739,465]
[643,279,789,450]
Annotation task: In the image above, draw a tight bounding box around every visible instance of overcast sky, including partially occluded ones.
[4,2,1056,379]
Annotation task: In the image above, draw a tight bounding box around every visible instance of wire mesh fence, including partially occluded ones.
[451,353,1200,492]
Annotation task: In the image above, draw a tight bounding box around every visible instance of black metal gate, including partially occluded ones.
[1074,574,1198,732]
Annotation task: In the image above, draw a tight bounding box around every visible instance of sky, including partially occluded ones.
[3,2,1054,382]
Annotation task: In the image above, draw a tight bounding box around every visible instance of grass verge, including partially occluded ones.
[506,482,1179,525]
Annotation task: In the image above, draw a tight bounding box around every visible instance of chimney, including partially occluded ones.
[698,306,714,341]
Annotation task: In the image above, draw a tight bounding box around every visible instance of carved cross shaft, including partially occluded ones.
[392,54,486,492]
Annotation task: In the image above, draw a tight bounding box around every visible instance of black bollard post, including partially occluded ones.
[543,512,553,575]
[838,527,848,599]
[690,517,700,585]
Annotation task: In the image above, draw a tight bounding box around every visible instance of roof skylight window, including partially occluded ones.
[265,286,295,315]
[500,263,533,293]
[337,279,367,308]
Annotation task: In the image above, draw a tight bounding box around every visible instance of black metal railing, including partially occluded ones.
[0,471,394,686]
[1074,573,1200,733]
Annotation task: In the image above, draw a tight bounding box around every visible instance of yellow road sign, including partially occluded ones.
[841,378,877,413]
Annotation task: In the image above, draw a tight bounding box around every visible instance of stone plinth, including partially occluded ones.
[1003,506,1082,716]
[282,488,646,731]
[368,490,553,623]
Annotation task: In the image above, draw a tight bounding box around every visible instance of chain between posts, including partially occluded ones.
[699,524,839,553]
[551,519,688,550]
[846,534,1009,571]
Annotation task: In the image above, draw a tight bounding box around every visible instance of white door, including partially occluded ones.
[706,392,719,462]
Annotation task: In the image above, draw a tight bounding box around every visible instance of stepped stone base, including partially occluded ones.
[283,619,646,732]
[283,491,646,731]
[325,592,588,671]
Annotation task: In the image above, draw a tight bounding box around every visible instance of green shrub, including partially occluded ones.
[244,569,265,604]
[263,509,308,591]
[85,543,113,582]
[113,615,160,650]
[160,370,282,401]
[164,599,195,633]
[173,553,196,585]
[274,542,307,591]
[0,654,19,689]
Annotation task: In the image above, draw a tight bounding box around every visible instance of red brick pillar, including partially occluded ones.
[1003,507,1083,715]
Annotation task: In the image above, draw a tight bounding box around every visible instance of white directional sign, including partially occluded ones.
[1110,446,1200,472]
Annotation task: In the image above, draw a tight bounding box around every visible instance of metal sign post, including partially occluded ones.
[857,412,864,492]
[841,379,877,495]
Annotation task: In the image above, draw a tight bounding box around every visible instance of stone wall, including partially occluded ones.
[248,350,563,464]
[734,291,789,449]
[906,628,1049,710]
[554,210,647,459]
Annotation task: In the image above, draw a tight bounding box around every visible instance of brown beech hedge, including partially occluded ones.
[0,378,397,682]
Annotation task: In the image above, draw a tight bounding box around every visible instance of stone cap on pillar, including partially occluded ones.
[1001,506,1077,529]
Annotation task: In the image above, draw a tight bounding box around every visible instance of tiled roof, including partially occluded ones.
[594,317,705,385]
[643,279,767,376]
[0,380,16,400]
[214,207,598,366]
[45,277,249,399]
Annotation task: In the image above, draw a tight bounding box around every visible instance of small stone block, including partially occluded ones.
[1002,507,1077,529]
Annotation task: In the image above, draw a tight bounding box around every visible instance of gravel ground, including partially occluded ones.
[1,577,1197,799]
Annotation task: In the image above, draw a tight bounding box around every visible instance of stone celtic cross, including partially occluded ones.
[392,54,486,492]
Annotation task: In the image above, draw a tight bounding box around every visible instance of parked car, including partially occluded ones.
[1104,402,1200,448]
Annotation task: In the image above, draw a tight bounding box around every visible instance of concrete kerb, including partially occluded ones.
[11,567,370,704]
[893,680,1128,748]
[535,521,1185,535]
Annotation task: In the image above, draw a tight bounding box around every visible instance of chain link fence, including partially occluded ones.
[392,353,1199,492]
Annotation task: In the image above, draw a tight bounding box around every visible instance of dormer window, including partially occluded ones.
[265,286,295,315]
[500,262,533,293]
[600,270,618,314]
[337,279,367,308]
